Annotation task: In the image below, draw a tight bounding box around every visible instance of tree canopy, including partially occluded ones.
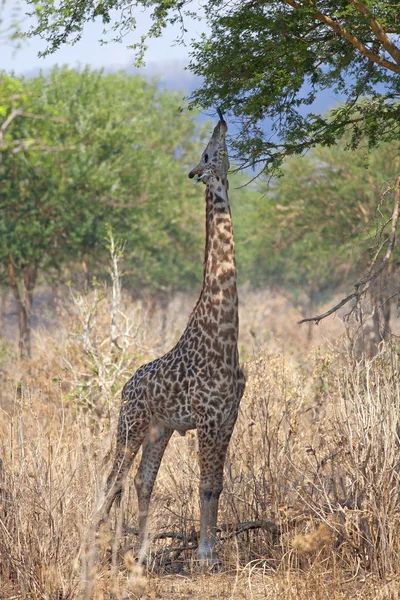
[0,67,208,290]
[251,140,400,293]
[26,0,400,174]
[0,67,209,356]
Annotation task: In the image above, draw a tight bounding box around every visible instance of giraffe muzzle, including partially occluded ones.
[188,168,206,184]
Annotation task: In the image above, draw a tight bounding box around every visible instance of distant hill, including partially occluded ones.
[21,58,343,115]
[125,59,200,94]
[20,58,346,140]
[126,59,345,115]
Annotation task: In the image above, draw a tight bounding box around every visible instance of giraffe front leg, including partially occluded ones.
[195,421,224,568]
[198,484,221,569]
[198,474,218,566]
[207,416,237,548]
[197,413,238,568]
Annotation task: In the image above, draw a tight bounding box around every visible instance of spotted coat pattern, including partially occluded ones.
[98,116,246,566]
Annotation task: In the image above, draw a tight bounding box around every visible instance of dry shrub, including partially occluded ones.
[292,523,332,553]
[1,280,400,598]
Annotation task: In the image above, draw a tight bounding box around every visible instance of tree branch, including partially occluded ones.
[298,174,400,325]
[0,108,22,148]
[6,255,22,306]
[124,520,280,564]
[217,519,280,541]
[346,0,400,65]
[9,139,70,154]
[0,107,65,152]
[125,520,279,542]
[19,110,65,123]
[282,0,400,74]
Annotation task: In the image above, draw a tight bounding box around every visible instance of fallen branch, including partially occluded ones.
[218,519,280,541]
[124,528,186,541]
[298,174,400,326]
[126,520,279,542]
[123,520,280,565]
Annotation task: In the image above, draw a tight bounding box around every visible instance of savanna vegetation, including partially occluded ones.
[25,0,400,319]
[1,1,400,599]
[0,265,399,599]
[1,66,399,358]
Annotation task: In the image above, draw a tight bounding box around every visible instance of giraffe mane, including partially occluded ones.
[188,187,212,320]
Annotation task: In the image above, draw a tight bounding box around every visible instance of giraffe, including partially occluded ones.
[98,110,246,567]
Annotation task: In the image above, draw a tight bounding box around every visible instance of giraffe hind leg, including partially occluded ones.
[134,422,173,560]
[97,403,150,527]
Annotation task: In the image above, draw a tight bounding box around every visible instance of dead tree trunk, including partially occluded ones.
[370,285,392,354]
[6,256,37,360]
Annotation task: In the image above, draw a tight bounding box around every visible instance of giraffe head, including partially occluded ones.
[188,109,229,184]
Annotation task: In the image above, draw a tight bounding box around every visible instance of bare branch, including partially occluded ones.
[218,519,280,541]
[9,139,72,154]
[124,520,280,564]
[18,111,64,123]
[298,174,400,326]
[109,233,124,351]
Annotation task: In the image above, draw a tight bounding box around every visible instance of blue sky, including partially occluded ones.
[0,1,206,76]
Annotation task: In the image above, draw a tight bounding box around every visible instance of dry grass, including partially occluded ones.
[1,281,400,599]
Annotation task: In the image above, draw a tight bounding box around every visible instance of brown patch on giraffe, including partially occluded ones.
[209,280,221,295]
[220,310,235,325]
[220,233,231,245]
[218,270,234,286]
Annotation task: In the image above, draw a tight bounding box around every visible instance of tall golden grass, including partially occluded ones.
[1,280,399,599]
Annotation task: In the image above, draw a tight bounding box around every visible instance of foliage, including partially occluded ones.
[25,0,400,175]
[1,64,398,346]
[0,66,215,357]
[0,67,207,293]
[239,139,400,308]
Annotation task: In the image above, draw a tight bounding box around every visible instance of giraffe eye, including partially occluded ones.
[204,153,209,163]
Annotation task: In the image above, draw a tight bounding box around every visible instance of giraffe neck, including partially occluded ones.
[193,177,238,336]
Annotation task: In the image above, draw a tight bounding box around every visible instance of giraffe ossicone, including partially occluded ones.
[98,111,246,568]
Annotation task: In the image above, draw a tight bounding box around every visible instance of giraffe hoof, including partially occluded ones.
[198,557,221,572]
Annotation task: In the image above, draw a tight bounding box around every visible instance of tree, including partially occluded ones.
[0,72,67,359]
[246,139,400,339]
[0,67,205,359]
[25,0,400,173]
[18,1,400,325]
